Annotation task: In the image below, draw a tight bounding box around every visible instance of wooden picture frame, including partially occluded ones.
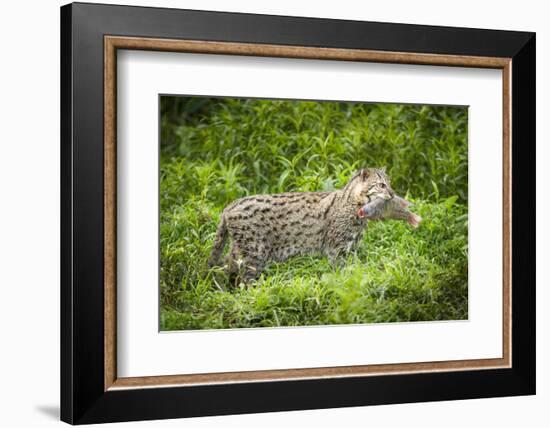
[61,2,535,424]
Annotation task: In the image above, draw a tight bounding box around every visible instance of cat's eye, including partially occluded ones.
[380,183,386,189]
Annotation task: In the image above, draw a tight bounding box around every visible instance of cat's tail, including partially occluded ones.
[208,214,228,268]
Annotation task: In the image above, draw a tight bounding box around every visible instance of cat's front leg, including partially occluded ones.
[325,248,346,269]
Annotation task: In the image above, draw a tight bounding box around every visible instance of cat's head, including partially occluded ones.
[347,167,394,206]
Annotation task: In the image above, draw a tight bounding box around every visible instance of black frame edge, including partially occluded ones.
[510,33,536,393]
[71,1,533,57]
[60,3,74,425]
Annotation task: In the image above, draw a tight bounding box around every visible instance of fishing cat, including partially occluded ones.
[208,168,395,282]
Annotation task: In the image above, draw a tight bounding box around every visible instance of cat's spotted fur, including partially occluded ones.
[208,168,394,282]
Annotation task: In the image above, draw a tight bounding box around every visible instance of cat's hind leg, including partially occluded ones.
[238,242,268,284]
[223,242,264,285]
[224,242,243,282]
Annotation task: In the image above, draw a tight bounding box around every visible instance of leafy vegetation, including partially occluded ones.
[160,97,468,330]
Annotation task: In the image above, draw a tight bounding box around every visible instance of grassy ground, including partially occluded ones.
[160,97,468,330]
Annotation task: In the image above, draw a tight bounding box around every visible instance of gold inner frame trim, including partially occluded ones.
[104,35,512,391]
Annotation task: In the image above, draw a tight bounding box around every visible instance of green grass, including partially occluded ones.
[160,97,468,330]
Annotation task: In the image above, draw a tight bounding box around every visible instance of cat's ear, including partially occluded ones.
[380,166,387,174]
[360,169,370,181]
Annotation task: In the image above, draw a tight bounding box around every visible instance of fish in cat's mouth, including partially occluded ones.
[357,195,422,228]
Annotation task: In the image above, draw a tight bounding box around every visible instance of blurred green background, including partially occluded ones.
[160,96,468,330]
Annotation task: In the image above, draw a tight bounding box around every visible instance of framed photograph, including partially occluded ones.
[60,2,535,424]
